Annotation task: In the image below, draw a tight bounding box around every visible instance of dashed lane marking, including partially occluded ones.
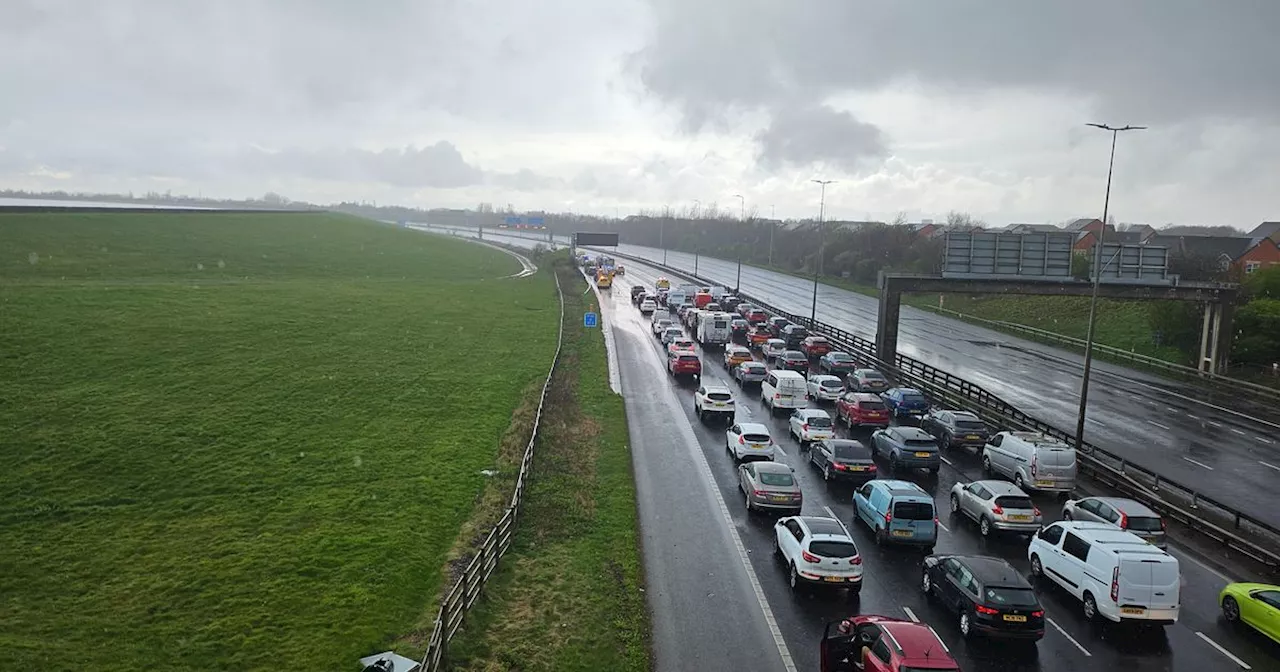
[1196,631,1252,670]
[902,606,919,623]
[935,518,950,533]
[1260,461,1280,472]
[1256,436,1273,444]
[1147,420,1171,430]
[940,456,953,466]
[1047,617,1092,657]
[1232,428,1248,435]
[1208,420,1223,428]
[1182,457,1214,470]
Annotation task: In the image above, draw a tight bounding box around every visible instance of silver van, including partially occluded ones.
[982,431,1077,494]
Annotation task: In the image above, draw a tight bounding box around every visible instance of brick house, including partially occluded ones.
[1239,236,1280,275]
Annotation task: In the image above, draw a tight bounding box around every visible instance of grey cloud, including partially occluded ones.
[635,0,1280,127]
[755,105,887,172]
[489,169,563,192]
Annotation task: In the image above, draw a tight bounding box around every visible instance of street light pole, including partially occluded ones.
[692,200,701,274]
[810,179,835,326]
[1074,123,1146,452]
[733,194,745,290]
[768,204,776,267]
[660,209,667,266]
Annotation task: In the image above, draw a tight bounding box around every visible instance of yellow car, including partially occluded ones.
[1220,582,1280,644]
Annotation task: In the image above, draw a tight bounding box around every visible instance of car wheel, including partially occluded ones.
[959,610,973,639]
[788,563,800,591]
[1083,592,1098,621]
[875,526,886,546]
[744,490,753,512]
[1222,596,1241,622]
[982,455,992,473]
[921,569,933,597]
[889,454,899,473]
[823,465,831,481]
[1015,473,1025,489]
[1030,554,1043,578]
[773,535,782,557]
[949,495,960,514]
[979,516,992,537]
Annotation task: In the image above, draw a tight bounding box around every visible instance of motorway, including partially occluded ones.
[423,226,1279,671]
[445,226,1280,529]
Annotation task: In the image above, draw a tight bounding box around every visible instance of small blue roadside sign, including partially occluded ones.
[584,312,598,328]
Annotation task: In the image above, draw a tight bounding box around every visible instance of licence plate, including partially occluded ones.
[848,466,867,471]
[1121,607,1145,615]
[749,443,768,450]
[891,530,912,537]
[1035,480,1053,487]
[823,576,844,583]
[1008,515,1032,521]
[770,495,789,502]
[914,452,931,458]
[713,402,725,407]
[1003,614,1027,622]
[965,435,980,440]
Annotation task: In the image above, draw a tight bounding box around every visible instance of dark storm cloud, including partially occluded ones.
[755,105,887,172]
[635,0,1280,128]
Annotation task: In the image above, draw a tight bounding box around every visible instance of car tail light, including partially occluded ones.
[975,605,999,615]
[753,489,766,497]
[1118,511,1129,529]
[867,464,877,472]
[802,423,809,431]
[851,556,862,566]
[934,516,940,526]
[884,511,892,525]
[1033,506,1042,517]
[1110,566,1120,602]
[1031,610,1044,618]
[1160,517,1167,531]
[774,393,781,399]
[991,505,1004,515]
[833,463,847,471]
[1030,454,1038,477]
[801,550,821,564]
[738,436,746,444]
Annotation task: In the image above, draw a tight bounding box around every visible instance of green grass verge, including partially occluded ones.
[444,256,650,672]
[0,211,559,669]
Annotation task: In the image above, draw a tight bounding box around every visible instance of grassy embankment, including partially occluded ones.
[0,211,559,670]
[443,255,650,672]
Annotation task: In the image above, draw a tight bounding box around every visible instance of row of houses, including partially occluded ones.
[914,218,1280,276]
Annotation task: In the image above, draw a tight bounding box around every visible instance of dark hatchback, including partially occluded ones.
[922,554,1045,641]
[768,316,792,337]
[781,324,810,348]
[777,350,810,373]
[809,439,877,483]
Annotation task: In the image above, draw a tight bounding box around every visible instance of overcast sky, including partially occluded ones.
[2,1,1278,228]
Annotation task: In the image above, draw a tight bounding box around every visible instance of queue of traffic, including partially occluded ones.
[623,275,1280,671]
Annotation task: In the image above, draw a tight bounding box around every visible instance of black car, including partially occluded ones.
[630,285,647,303]
[781,324,810,348]
[767,316,792,338]
[777,350,809,373]
[809,439,877,483]
[730,318,750,338]
[922,555,1045,641]
[921,409,990,450]
[721,295,742,311]
[818,351,858,376]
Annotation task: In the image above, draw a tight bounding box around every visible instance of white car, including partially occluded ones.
[806,375,845,403]
[774,515,863,593]
[762,338,786,360]
[726,422,776,461]
[639,298,656,313]
[694,384,736,423]
[651,318,673,336]
[661,327,684,344]
[789,408,835,444]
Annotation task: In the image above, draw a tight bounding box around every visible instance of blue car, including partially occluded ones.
[853,480,938,550]
[881,387,930,419]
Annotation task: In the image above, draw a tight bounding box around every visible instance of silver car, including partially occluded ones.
[762,338,787,360]
[948,480,1042,537]
[734,360,768,386]
[806,374,845,403]
[740,461,802,514]
[1062,496,1167,548]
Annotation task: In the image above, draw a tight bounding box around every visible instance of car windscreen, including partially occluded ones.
[805,416,833,428]
[861,371,886,380]
[831,442,871,460]
[984,587,1039,607]
[830,353,853,362]
[956,420,986,431]
[893,501,934,520]
[902,393,927,404]
[743,433,771,443]
[1125,515,1164,532]
[905,439,937,449]
[819,379,843,389]
[994,495,1034,510]
[707,392,732,401]
[678,355,699,363]
[742,363,765,372]
[808,541,858,558]
[857,400,887,411]
[758,472,794,487]
[714,320,728,328]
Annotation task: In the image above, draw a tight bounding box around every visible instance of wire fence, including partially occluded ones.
[417,268,567,671]
[601,249,1280,571]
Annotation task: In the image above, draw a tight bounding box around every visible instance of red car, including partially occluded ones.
[745,308,768,324]
[667,351,701,378]
[748,326,773,349]
[693,291,713,308]
[836,392,890,428]
[801,336,833,358]
[820,615,959,672]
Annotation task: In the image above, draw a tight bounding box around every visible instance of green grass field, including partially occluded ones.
[0,211,559,669]
[444,257,650,672]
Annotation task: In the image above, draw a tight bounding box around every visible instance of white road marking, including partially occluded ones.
[1196,631,1252,670]
[1257,436,1273,444]
[1232,428,1247,435]
[1147,420,1171,430]
[902,606,919,623]
[823,506,852,537]
[1187,414,1200,420]
[1165,546,1233,583]
[1182,456,1215,470]
[1089,418,1110,429]
[1046,617,1092,657]
[940,456,953,466]
[928,627,950,652]
[1208,420,1223,428]
[1166,406,1178,413]
[1260,461,1280,472]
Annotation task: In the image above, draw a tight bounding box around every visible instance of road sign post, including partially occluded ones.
[584,312,598,328]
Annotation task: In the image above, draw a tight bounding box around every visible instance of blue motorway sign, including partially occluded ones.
[527,216,545,226]
[584,312,598,328]
[505,216,522,225]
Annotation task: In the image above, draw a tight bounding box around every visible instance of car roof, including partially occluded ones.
[943,555,1030,587]
[810,374,841,381]
[1053,522,1175,554]
[703,384,733,393]
[848,392,882,402]
[754,461,793,474]
[948,410,980,421]
[827,351,853,357]
[738,422,770,434]
[973,480,1028,496]
[880,621,954,662]
[855,368,885,376]
[1089,497,1160,517]
[892,426,934,440]
[766,338,785,344]
[740,361,766,369]
[781,350,806,357]
[798,408,831,417]
[727,344,750,351]
[891,387,924,394]
[798,516,850,538]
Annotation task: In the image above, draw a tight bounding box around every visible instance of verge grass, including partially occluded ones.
[444,256,650,672]
[0,212,559,670]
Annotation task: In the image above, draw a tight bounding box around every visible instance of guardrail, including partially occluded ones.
[596,247,1280,570]
[919,304,1280,417]
[417,268,567,671]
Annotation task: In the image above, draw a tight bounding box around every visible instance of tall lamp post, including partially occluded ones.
[1074,123,1146,452]
[810,179,835,326]
[692,199,701,275]
[768,205,776,267]
[660,206,668,266]
[733,194,745,290]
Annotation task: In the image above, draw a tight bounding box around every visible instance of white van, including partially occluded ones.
[667,290,688,309]
[697,311,732,346]
[651,308,672,325]
[761,370,807,414]
[982,431,1077,494]
[1028,521,1180,625]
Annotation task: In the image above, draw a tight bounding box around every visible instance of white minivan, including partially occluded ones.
[762,370,808,415]
[982,431,1078,494]
[1028,521,1180,625]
